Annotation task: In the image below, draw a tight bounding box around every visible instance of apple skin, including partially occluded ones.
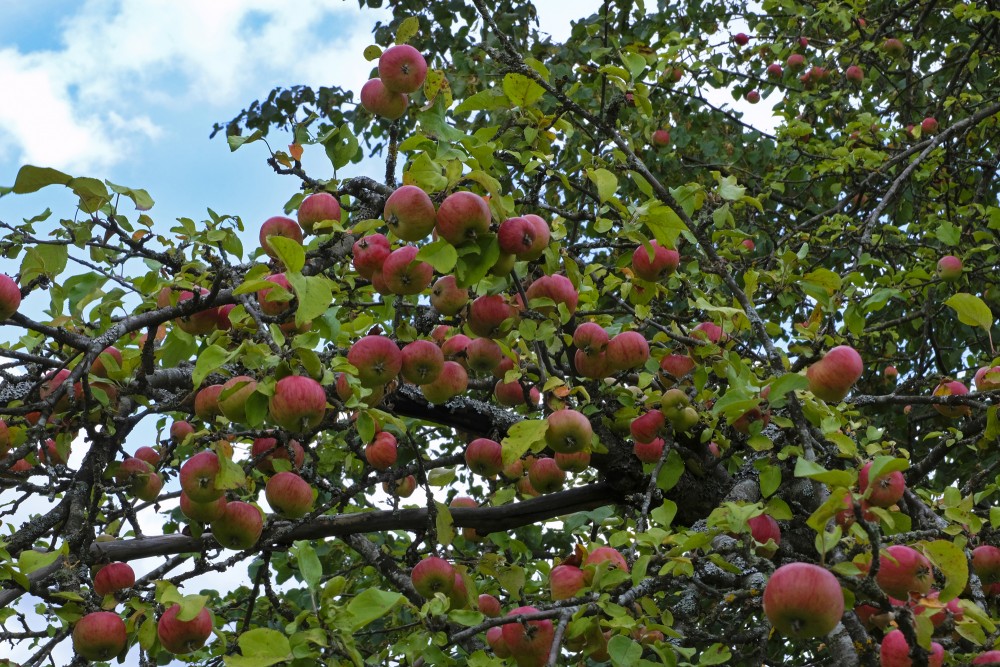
[170,421,195,442]
[158,604,213,655]
[633,438,664,463]
[733,32,749,46]
[352,233,391,278]
[0,274,21,320]
[630,410,665,443]
[746,89,760,103]
[583,547,629,576]
[211,501,264,550]
[974,366,1000,392]
[974,651,1000,665]
[349,336,403,388]
[251,437,305,474]
[73,611,127,661]
[880,629,943,667]
[574,349,610,379]
[39,368,76,412]
[93,562,135,596]
[360,78,408,119]
[468,294,517,338]
[692,321,724,344]
[134,446,161,467]
[747,515,781,556]
[545,409,593,454]
[268,375,327,431]
[410,556,456,597]
[631,242,679,281]
[786,53,806,71]
[180,451,223,503]
[936,254,962,281]
[573,322,609,356]
[436,191,491,246]
[218,375,257,424]
[528,457,565,494]
[259,215,303,260]
[806,345,864,402]
[430,275,469,316]
[876,545,933,599]
[651,128,671,146]
[382,245,434,296]
[932,379,970,418]
[972,545,1000,584]
[265,471,314,518]
[606,331,650,371]
[365,432,398,471]
[519,214,551,260]
[659,353,695,382]
[859,461,905,507]
[550,564,587,600]
[478,593,502,617]
[378,44,428,94]
[180,492,228,523]
[466,337,503,375]
[501,606,554,667]
[256,273,294,317]
[762,562,844,639]
[498,216,548,260]
[554,450,590,472]
[384,185,436,241]
[487,625,512,658]
[766,63,783,78]
[297,192,342,234]
[420,360,468,404]
[465,438,503,477]
[845,65,864,83]
[525,274,578,317]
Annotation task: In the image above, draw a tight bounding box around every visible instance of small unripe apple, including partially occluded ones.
[297,192,342,234]
[806,345,863,402]
[73,611,127,661]
[93,562,135,596]
[268,375,327,431]
[158,603,213,655]
[259,215,303,260]
[0,274,21,320]
[936,254,962,281]
[211,501,264,550]
[411,556,455,597]
[378,44,428,94]
[360,78,408,119]
[762,562,843,638]
[859,461,905,507]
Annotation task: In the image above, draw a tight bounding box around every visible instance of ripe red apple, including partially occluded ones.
[633,438,664,463]
[546,409,593,453]
[554,450,590,472]
[786,53,806,71]
[468,295,517,338]
[692,321,724,344]
[525,274,578,316]
[352,233,391,278]
[528,457,565,493]
[487,625,512,658]
[495,379,539,406]
[660,353,696,381]
[436,191,491,246]
[297,192,342,234]
[936,254,962,281]
[465,438,503,477]
[478,593,501,617]
[193,384,224,421]
[441,333,471,366]
[218,375,257,424]
[117,457,162,501]
[0,419,10,457]
[420,360,468,404]
[400,340,444,384]
[882,38,905,58]
[762,562,844,638]
[170,420,194,442]
[520,214,551,259]
[746,89,760,103]
[806,345,864,402]
[158,604,213,655]
[382,245,434,295]
[606,331,650,371]
[383,474,417,497]
[845,65,864,84]
[651,128,671,147]
[766,63,783,78]
[73,611,127,661]
[0,274,21,320]
[630,410,665,443]
[877,545,933,599]
[384,185,436,241]
[259,215,303,260]
[498,215,549,260]
[550,564,586,600]
[349,335,402,387]
[733,32,749,45]
[583,547,629,575]
[269,375,327,431]
[365,431,398,470]
[179,450,223,503]
[574,349,609,379]
[747,514,781,553]
[973,545,1000,584]
[859,461,905,507]
[466,337,502,374]
[360,78,408,119]
[573,322,609,356]
[631,241,679,281]
[740,238,755,251]
[974,365,1000,391]
[211,500,263,550]
[134,446,161,467]
[974,651,1000,665]
[257,273,294,317]
[251,437,304,474]
[91,346,123,378]
[880,629,943,667]
[93,562,135,596]
[885,365,899,383]
[266,471,314,518]
[411,556,455,597]
[378,44,428,94]
[39,438,68,466]
[933,379,970,418]
[502,606,554,667]
[430,275,469,315]
[39,368,75,411]
[180,491,228,523]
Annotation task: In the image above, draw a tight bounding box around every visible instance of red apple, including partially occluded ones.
[877,545,933,599]
[859,461,905,507]
[383,474,417,497]
[468,295,516,338]
[179,451,223,503]
[973,545,1000,584]
[269,375,327,431]
[487,626,511,658]
[170,420,194,442]
[436,191,491,246]
[630,410,665,443]
[786,53,806,71]
[73,611,127,661]
[91,346,123,378]
[266,471,313,518]
[574,349,609,379]
[441,333,471,366]
[259,215,303,260]
[933,379,970,418]
[573,322,609,356]
[0,420,10,457]
[256,273,294,317]
[766,63,783,78]
[218,375,257,424]
[733,32,749,45]
[974,365,1000,391]
[466,337,502,374]
[211,501,263,550]
[117,457,162,501]
[384,185,436,241]
[692,321,724,344]
[880,629,943,667]
[583,547,629,575]
[885,365,899,383]
[606,331,650,370]
[806,345,864,402]
[39,438,68,466]
[502,606,554,667]
[0,274,21,320]
[465,438,503,477]
[550,564,586,600]
[420,360,468,404]
[378,44,428,94]
[747,514,781,552]
[93,562,135,596]
[158,603,213,655]
[382,245,433,295]
[400,340,444,385]
[631,241,679,281]
[936,254,962,281]
[360,78,408,119]
[525,274,578,316]
[251,437,304,474]
[430,275,469,315]
[297,192,342,234]
[352,233,391,279]
[633,438,664,463]
[554,450,590,472]
[39,368,75,411]
[746,89,760,103]
[651,128,671,147]
[528,457,565,493]
[134,446,161,467]
[660,353,695,381]
[411,556,455,597]
[349,336,402,388]
[495,379,539,407]
[546,409,593,453]
[478,593,501,617]
[974,651,1000,665]
[845,65,864,84]
[762,562,844,638]
[365,431,398,471]
[180,491,228,523]
[193,384,224,421]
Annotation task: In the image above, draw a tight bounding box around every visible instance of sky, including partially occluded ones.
[0,2,773,664]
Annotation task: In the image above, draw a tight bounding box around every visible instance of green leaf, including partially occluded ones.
[865,456,908,487]
[758,465,781,498]
[70,177,111,213]
[501,420,548,466]
[923,540,968,602]
[345,588,406,631]
[455,88,509,114]
[642,202,687,248]
[404,152,449,192]
[699,643,733,665]
[215,451,247,491]
[656,449,684,491]
[11,165,72,194]
[766,373,809,407]
[362,45,382,61]
[18,549,61,575]
[502,73,545,108]
[285,273,333,326]
[395,16,420,44]
[650,500,677,528]
[944,293,993,332]
[587,168,618,202]
[177,594,209,622]
[107,181,154,211]
[435,502,455,547]
[293,541,322,591]
[267,236,305,273]
[192,344,239,388]
[20,244,68,285]
[793,458,855,488]
[224,628,292,667]
[715,174,745,201]
[608,635,643,667]
[416,240,458,273]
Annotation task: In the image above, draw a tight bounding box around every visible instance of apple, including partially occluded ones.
[606,331,650,370]
[877,545,933,598]
[630,410,665,443]
[932,379,970,418]
[974,365,1000,391]
[974,651,1000,665]
[297,192,342,234]
[39,368,75,411]
[885,365,899,383]
[936,254,962,281]
[786,53,806,71]
[400,340,444,385]
[134,446,161,467]
[746,89,760,103]
[211,501,263,550]
[550,564,586,600]
[470,294,519,338]
[365,431,398,471]
[73,611,127,661]
[39,438,68,466]
[495,379,539,406]
[747,514,781,554]
[170,421,194,442]
[378,44,428,94]
[441,333,471,367]
[554,450,590,472]
[218,375,257,424]
[692,321,724,344]
[384,184,436,241]
[256,273,294,316]
[502,606,554,667]
[383,474,417,497]
[525,274,578,316]
[420,360,468,404]
[845,65,864,83]
[91,346,123,378]
[972,545,1000,584]
[411,556,455,597]
[360,78,408,119]
[180,491,228,523]
[766,63,783,78]
[382,245,434,295]
[882,38,905,58]
[498,216,549,260]
[266,471,314,518]
[633,438,664,463]
[631,242,679,281]
[659,353,695,381]
[546,409,593,453]
[573,322,609,356]
[430,275,469,315]
[180,451,223,503]
[740,238,755,251]
[449,570,470,609]
[733,32,749,46]
[93,562,135,596]
[117,457,162,501]
[466,337,503,374]
[487,626,512,658]
[762,562,844,638]
[349,336,402,387]
[859,461,905,507]
[251,437,304,474]
[0,274,21,320]
[0,420,10,457]
[269,375,327,431]
[478,593,501,617]
[436,191,491,246]
[352,233,391,279]
[880,629,943,667]
[583,547,629,575]
[806,345,864,402]
[651,128,671,147]
[193,384,224,421]
[158,604,213,655]
[259,215,303,260]
[528,457,565,493]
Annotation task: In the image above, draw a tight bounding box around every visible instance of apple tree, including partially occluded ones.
[2,0,1000,665]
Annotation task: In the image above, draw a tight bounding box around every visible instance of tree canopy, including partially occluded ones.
[2,0,1000,665]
